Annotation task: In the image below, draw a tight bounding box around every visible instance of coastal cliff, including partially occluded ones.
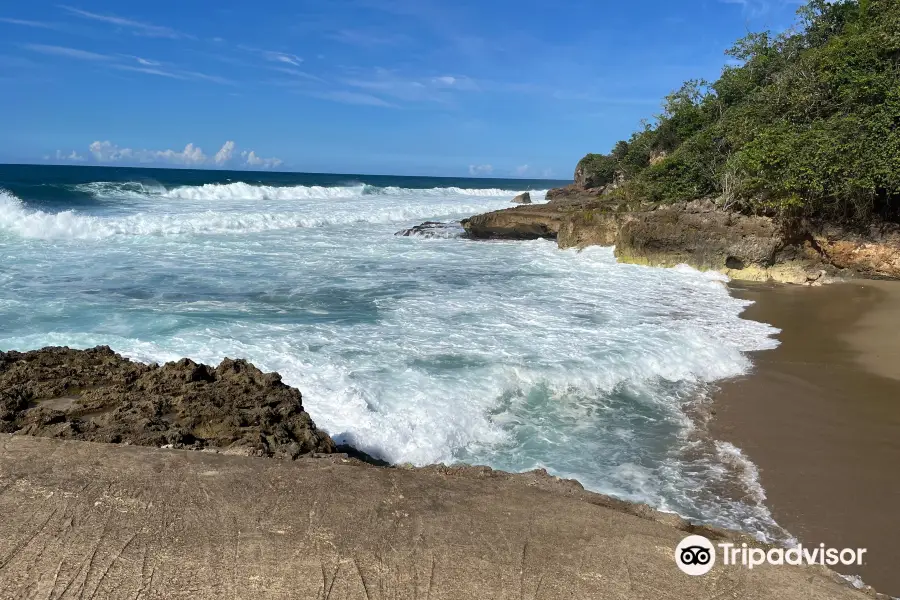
[460,192,900,285]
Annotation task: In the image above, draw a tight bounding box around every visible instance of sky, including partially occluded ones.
[0,0,804,177]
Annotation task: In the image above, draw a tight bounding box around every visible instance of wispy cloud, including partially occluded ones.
[55,149,85,161]
[268,67,323,82]
[60,5,188,39]
[514,165,529,176]
[340,68,478,105]
[24,45,232,84]
[468,164,493,176]
[0,17,60,29]
[23,43,112,61]
[239,46,303,67]
[326,29,410,47]
[265,52,303,66]
[718,0,800,18]
[111,64,185,80]
[181,70,234,85]
[307,90,397,107]
[112,64,233,85]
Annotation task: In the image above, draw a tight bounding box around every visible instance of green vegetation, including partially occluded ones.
[584,0,900,223]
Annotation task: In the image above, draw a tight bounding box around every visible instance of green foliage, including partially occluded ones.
[576,153,619,187]
[576,0,900,222]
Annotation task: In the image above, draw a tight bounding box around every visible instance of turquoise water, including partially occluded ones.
[0,164,785,540]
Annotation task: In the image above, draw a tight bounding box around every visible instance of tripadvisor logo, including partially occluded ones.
[676,535,716,576]
[675,535,868,576]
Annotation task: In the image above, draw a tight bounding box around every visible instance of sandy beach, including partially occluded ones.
[712,280,900,595]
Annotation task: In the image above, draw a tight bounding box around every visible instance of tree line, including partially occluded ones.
[579,0,900,223]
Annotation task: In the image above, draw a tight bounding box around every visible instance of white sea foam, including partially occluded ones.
[72,180,548,202]
[0,188,515,240]
[0,178,785,541]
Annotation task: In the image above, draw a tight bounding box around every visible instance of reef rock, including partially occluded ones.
[0,346,336,458]
[395,221,466,239]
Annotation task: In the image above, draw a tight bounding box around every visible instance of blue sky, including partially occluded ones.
[1,0,803,177]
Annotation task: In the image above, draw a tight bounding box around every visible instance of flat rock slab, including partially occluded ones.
[0,435,875,599]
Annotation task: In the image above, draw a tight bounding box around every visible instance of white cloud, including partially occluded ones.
[55,150,85,161]
[135,57,161,66]
[307,90,396,107]
[60,6,186,39]
[0,17,59,29]
[468,164,493,176]
[265,52,303,66]
[24,43,111,61]
[89,140,133,161]
[327,29,409,47]
[341,69,478,104]
[214,141,235,165]
[241,150,283,169]
[152,143,207,165]
[88,140,206,165]
[80,140,281,168]
[542,168,555,178]
[514,164,530,176]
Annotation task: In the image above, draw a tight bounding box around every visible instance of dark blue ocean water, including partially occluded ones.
[0,163,565,211]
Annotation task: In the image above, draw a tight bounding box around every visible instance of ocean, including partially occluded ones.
[0,164,785,540]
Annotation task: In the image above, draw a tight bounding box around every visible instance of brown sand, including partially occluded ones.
[712,280,900,595]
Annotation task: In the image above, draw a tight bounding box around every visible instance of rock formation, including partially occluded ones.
[0,346,336,458]
[511,192,532,204]
[395,221,466,238]
[459,166,900,284]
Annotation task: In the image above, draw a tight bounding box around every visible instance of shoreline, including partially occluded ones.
[1,433,879,599]
[713,280,900,595]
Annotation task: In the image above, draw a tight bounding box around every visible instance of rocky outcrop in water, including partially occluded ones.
[395,221,466,239]
[460,180,900,284]
[511,192,532,204]
[0,346,336,458]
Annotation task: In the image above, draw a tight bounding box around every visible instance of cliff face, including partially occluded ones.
[460,187,900,284]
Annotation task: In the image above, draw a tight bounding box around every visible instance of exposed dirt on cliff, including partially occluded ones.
[0,346,336,458]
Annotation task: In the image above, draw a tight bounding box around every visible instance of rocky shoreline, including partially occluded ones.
[0,345,889,598]
[458,185,900,285]
[0,346,335,459]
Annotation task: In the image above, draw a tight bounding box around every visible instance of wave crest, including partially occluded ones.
[75,181,548,202]
[0,189,510,240]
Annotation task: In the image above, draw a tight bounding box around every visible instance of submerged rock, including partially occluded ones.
[0,346,336,458]
[395,221,466,238]
[511,192,532,204]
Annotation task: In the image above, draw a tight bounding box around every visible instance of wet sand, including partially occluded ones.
[713,280,900,595]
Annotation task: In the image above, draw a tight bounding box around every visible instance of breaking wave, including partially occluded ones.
[0,189,508,240]
[70,181,547,202]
